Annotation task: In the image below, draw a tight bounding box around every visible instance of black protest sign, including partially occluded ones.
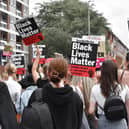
[69,38,98,77]
[32,45,46,64]
[32,45,46,58]
[15,17,44,46]
[12,54,25,74]
[12,54,25,68]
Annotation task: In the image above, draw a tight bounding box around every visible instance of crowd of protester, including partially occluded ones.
[0,45,129,129]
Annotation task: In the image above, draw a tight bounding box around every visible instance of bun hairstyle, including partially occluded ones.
[5,63,16,74]
[48,58,68,83]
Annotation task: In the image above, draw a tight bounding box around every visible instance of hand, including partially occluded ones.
[36,45,40,57]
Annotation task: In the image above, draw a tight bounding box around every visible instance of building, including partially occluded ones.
[0,0,29,75]
[106,29,129,67]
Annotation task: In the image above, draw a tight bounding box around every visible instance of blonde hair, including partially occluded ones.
[81,77,94,114]
[5,63,17,80]
[71,76,81,86]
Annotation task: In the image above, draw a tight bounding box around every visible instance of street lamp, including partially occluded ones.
[87,0,94,35]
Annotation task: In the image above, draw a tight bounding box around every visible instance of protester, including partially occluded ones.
[89,60,129,129]
[0,82,19,129]
[118,52,129,86]
[20,57,83,129]
[19,63,36,89]
[4,62,22,108]
[32,45,49,88]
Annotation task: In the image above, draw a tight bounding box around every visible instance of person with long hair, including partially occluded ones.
[4,63,22,107]
[89,60,129,129]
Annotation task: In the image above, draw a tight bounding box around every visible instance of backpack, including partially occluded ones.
[98,93,127,121]
[30,88,53,129]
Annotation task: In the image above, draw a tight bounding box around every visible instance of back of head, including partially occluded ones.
[100,60,118,97]
[5,63,16,75]
[5,63,16,80]
[48,58,68,84]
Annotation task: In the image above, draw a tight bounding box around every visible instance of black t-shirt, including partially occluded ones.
[36,78,49,88]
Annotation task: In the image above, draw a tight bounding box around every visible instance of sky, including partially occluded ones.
[29,0,129,48]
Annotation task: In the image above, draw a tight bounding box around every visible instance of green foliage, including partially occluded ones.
[36,0,109,58]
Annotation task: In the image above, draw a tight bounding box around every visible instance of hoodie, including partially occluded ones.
[42,83,83,129]
[20,83,83,129]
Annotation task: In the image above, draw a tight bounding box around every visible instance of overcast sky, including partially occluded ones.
[29,0,129,48]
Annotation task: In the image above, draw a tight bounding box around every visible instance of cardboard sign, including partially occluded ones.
[82,35,106,58]
[69,38,98,77]
[96,58,105,68]
[32,45,46,64]
[15,17,44,46]
[12,54,25,74]
[3,51,12,56]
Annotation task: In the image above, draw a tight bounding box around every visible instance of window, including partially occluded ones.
[1,31,8,41]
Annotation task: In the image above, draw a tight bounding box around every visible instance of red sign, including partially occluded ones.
[3,51,12,56]
[69,38,98,77]
[69,64,96,77]
[33,58,46,64]
[16,68,25,75]
[15,17,44,46]
[96,58,105,68]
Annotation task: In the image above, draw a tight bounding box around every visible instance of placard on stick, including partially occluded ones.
[32,45,46,64]
[15,17,44,46]
[69,38,98,77]
[12,53,25,74]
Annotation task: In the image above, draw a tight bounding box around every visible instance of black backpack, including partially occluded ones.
[21,88,53,129]
[98,93,127,121]
[104,95,127,121]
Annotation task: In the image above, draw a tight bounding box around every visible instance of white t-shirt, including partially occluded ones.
[90,84,129,115]
[5,76,22,105]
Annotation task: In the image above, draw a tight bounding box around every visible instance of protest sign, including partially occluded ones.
[69,38,98,77]
[32,45,46,64]
[82,35,106,58]
[12,53,25,74]
[15,17,44,46]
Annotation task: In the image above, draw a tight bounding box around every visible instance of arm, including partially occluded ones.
[88,101,96,115]
[32,45,40,83]
[126,99,129,129]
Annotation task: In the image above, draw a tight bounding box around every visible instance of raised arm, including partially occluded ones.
[32,45,40,83]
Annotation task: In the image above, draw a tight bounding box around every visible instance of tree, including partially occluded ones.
[36,0,109,58]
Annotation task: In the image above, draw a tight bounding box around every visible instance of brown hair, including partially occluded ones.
[48,58,68,83]
[100,60,119,97]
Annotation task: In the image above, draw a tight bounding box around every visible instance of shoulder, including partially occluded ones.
[72,90,83,107]
[92,84,100,92]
